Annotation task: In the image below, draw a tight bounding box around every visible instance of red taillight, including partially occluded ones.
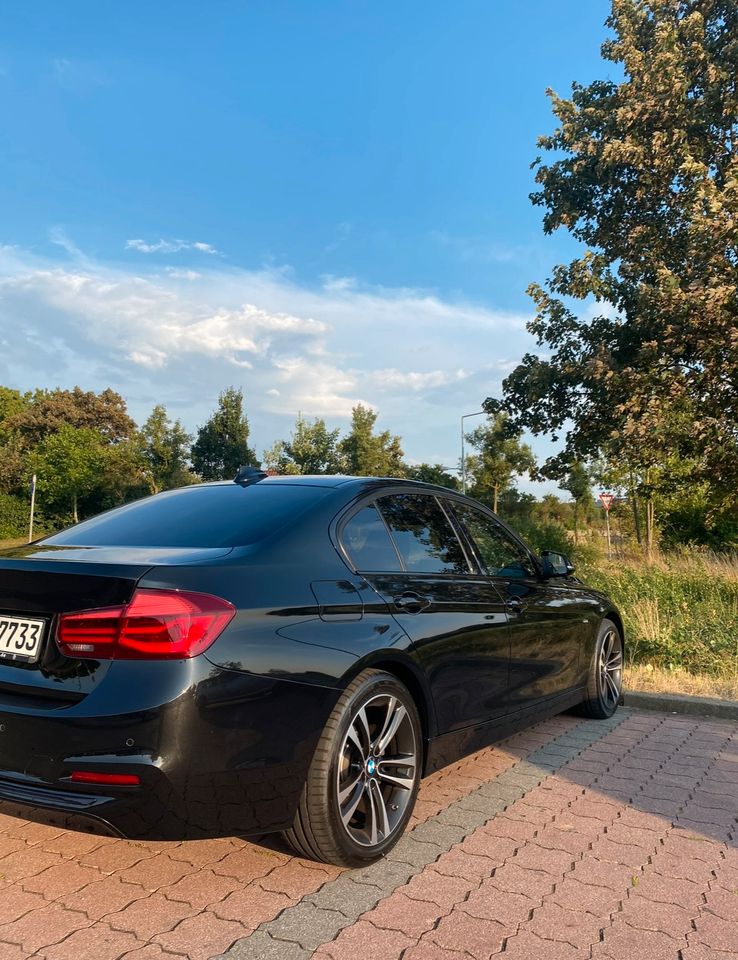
[71,771,141,786]
[57,588,236,660]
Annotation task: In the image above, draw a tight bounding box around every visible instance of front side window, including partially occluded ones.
[341,504,402,572]
[377,495,469,574]
[453,504,535,579]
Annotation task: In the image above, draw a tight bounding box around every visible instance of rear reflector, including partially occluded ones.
[57,588,236,661]
[71,771,141,786]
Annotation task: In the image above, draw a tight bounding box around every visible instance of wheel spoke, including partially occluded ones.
[604,670,619,703]
[338,774,365,826]
[375,701,407,755]
[368,780,390,842]
[377,756,415,791]
[345,725,366,762]
[353,707,372,755]
[607,651,623,671]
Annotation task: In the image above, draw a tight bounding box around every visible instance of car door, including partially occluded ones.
[450,501,590,709]
[341,492,510,733]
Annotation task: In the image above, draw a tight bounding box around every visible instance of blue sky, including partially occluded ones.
[0,1,614,490]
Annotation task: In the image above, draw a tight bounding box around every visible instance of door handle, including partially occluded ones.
[393,592,430,614]
[505,597,523,615]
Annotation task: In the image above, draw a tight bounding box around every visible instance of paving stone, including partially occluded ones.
[213,929,309,960]
[21,860,102,900]
[155,912,249,958]
[460,878,537,925]
[160,867,241,909]
[314,919,413,960]
[40,923,142,960]
[593,920,685,959]
[0,901,90,952]
[433,804,487,831]
[260,901,350,951]
[61,874,148,921]
[106,893,196,939]
[211,884,293,926]
[385,835,443,868]
[620,896,694,934]
[528,901,604,949]
[427,906,511,960]
[403,867,472,910]
[305,875,386,918]
[497,929,589,959]
[347,859,415,888]
[692,912,738,952]
[412,819,468,848]
[364,890,443,938]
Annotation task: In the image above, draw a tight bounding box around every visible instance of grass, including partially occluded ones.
[578,546,738,700]
[0,537,27,549]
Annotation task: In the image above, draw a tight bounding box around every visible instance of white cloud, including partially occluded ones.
[0,241,537,469]
[126,238,220,255]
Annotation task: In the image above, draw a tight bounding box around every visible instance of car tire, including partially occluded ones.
[576,618,623,719]
[283,668,422,867]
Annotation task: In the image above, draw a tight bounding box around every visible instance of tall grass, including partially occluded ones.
[577,548,738,693]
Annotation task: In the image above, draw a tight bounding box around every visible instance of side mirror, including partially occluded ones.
[541,550,575,578]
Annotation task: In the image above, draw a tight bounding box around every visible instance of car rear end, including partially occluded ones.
[0,480,348,840]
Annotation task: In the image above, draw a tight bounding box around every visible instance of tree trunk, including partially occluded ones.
[628,466,643,546]
[493,484,499,514]
[645,496,655,560]
[72,492,78,525]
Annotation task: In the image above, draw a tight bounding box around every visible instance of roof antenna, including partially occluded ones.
[234,465,269,486]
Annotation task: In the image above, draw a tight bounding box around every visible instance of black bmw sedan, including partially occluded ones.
[0,472,623,866]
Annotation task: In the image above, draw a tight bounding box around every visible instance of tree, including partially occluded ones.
[488,0,738,510]
[338,405,406,477]
[8,387,136,446]
[561,462,593,545]
[191,387,258,481]
[141,405,194,492]
[264,414,344,475]
[30,426,104,523]
[464,413,536,513]
[406,463,459,489]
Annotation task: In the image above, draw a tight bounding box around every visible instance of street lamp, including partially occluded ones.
[460,410,486,494]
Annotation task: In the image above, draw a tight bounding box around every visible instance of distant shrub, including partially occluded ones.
[0,494,29,539]
[511,518,571,557]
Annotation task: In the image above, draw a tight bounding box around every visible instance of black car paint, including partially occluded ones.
[0,477,621,840]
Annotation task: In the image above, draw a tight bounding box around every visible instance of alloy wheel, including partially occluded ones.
[599,628,623,709]
[336,693,418,848]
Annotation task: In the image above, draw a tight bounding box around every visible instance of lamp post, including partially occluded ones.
[460,411,486,494]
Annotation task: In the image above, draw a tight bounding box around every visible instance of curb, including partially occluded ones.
[624,688,738,720]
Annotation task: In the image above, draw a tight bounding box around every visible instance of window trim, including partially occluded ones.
[336,491,474,577]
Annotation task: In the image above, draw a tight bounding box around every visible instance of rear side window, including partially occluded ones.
[377,494,470,574]
[341,504,402,572]
[44,483,332,548]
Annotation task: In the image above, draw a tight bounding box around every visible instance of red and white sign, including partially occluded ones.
[599,492,614,512]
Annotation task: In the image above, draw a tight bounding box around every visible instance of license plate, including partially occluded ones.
[0,616,46,663]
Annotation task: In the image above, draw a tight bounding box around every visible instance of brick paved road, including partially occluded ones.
[0,707,735,959]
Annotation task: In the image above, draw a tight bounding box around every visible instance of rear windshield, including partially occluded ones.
[44,483,331,548]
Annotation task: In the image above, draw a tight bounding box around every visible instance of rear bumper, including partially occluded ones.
[0,662,341,839]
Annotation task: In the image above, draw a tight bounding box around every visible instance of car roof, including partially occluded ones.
[205,475,458,493]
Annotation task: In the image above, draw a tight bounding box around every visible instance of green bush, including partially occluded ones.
[511,518,571,556]
[0,493,29,539]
